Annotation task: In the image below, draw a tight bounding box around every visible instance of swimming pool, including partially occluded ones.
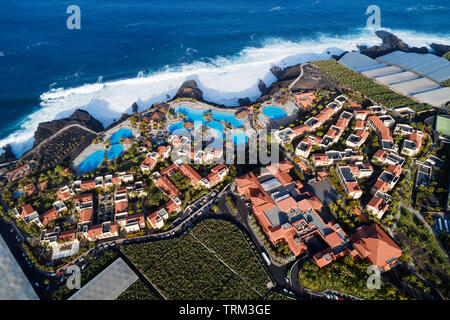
[106,144,124,160]
[174,105,244,129]
[211,110,244,128]
[110,128,133,144]
[230,132,248,145]
[263,106,287,119]
[168,121,188,133]
[175,106,206,124]
[13,191,25,198]
[206,121,224,138]
[78,150,105,172]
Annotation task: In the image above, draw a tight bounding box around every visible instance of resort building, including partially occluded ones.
[371,165,403,195]
[366,195,390,219]
[5,163,32,182]
[394,124,414,136]
[114,187,129,225]
[372,149,405,166]
[336,165,362,199]
[199,164,229,188]
[57,185,75,201]
[368,115,397,152]
[98,192,115,223]
[401,131,426,157]
[353,109,374,121]
[345,130,370,148]
[312,149,363,167]
[86,221,118,241]
[180,164,202,185]
[157,145,172,159]
[155,176,181,198]
[319,111,353,149]
[51,229,79,260]
[124,213,146,233]
[354,120,367,130]
[52,200,67,213]
[235,160,353,268]
[273,127,297,145]
[75,193,94,230]
[15,204,42,227]
[295,141,313,158]
[39,208,59,226]
[295,135,322,158]
[349,224,402,271]
[147,208,169,230]
[294,92,316,108]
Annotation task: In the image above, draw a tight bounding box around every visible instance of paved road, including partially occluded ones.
[288,63,307,90]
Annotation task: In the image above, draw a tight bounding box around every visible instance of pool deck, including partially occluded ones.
[166,100,255,141]
[257,94,299,129]
[71,119,140,175]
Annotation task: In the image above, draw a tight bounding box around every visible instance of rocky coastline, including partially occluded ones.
[3,31,449,166]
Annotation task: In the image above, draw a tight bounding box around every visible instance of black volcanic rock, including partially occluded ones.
[430,43,450,57]
[174,80,203,101]
[0,144,16,164]
[258,80,269,95]
[270,66,284,79]
[238,97,252,106]
[359,30,428,59]
[131,102,139,113]
[376,30,409,50]
[33,109,104,147]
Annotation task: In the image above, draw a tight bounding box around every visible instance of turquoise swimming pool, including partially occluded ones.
[206,121,224,138]
[263,106,287,119]
[230,132,248,145]
[173,106,244,132]
[78,150,105,172]
[106,144,124,160]
[110,128,133,144]
[168,121,188,133]
[211,110,244,128]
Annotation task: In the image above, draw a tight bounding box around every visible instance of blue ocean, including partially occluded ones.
[0,0,449,156]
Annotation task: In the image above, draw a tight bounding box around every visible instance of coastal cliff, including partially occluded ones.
[0,145,16,164]
[358,30,428,59]
[33,109,104,147]
[174,80,203,101]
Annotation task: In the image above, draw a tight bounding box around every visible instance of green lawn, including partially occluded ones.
[298,256,406,300]
[397,207,449,273]
[435,115,450,137]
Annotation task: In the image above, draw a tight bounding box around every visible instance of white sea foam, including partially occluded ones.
[1,27,450,157]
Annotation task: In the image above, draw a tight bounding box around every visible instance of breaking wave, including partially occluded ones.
[1,27,450,157]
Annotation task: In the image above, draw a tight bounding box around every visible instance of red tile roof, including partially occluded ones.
[21,204,35,218]
[369,115,393,141]
[155,176,181,198]
[350,224,402,270]
[40,208,59,225]
[79,208,93,223]
[180,164,201,184]
[373,149,388,161]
